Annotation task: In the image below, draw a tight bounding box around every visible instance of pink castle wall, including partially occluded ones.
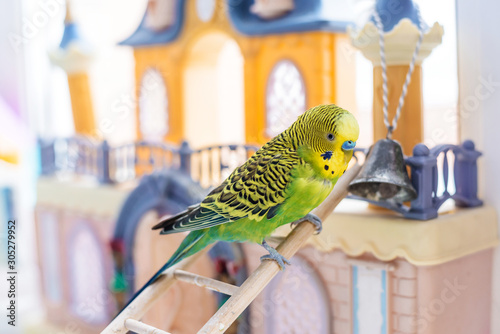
[36,205,115,334]
[245,244,494,334]
[416,249,493,334]
[36,202,495,334]
[390,259,419,334]
[245,245,353,334]
[389,250,493,334]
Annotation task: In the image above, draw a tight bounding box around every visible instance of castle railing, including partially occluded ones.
[39,137,482,220]
[38,137,258,187]
[349,140,482,220]
[404,140,483,219]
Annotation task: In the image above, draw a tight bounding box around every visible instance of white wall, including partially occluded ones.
[0,1,24,114]
[0,1,147,330]
[0,2,43,331]
[18,0,146,142]
[456,1,500,332]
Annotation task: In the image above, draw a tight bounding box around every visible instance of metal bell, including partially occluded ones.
[349,139,417,203]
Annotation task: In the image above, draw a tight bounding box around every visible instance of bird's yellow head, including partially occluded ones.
[291,104,359,180]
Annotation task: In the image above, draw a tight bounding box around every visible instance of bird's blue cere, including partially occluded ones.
[342,140,356,150]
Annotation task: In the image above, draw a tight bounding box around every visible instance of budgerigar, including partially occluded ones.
[118,104,359,314]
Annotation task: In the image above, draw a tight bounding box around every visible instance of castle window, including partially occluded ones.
[250,0,295,20]
[139,69,169,142]
[68,222,108,324]
[39,211,63,303]
[352,265,388,333]
[144,0,176,31]
[196,0,216,22]
[266,60,306,138]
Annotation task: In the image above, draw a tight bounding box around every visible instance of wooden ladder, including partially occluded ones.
[101,164,360,334]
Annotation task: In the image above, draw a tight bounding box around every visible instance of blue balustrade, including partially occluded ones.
[37,136,258,187]
[349,140,483,220]
[37,136,482,220]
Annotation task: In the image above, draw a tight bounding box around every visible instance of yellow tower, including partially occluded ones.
[50,3,96,136]
[122,0,357,147]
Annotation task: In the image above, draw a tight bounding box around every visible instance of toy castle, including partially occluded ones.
[33,0,498,333]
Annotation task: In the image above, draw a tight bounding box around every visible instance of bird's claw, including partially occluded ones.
[260,241,291,270]
[260,254,291,270]
[291,213,323,234]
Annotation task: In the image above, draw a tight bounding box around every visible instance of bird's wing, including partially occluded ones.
[153,148,300,234]
[152,204,230,235]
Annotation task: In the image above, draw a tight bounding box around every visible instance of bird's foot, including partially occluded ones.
[291,213,323,234]
[260,240,291,270]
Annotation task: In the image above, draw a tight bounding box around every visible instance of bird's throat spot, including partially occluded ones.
[324,165,329,171]
[321,151,333,161]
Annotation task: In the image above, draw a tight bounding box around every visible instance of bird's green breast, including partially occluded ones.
[278,163,336,224]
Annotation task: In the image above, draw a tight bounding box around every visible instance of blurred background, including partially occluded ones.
[1,0,499,333]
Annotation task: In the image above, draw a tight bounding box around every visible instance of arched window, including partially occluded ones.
[263,257,330,333]
[68,223,107,324]
[139,69,169,141]
[266,60,306,138]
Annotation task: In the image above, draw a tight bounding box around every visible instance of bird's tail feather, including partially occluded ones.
[114,230,208,318]
[152,204,198,232]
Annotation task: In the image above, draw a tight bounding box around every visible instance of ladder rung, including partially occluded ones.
[173,269,239,295]
[124,319,172,334]
[101,249,211,334]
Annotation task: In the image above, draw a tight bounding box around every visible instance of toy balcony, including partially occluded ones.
[38,137,485,220]
[34,137,498,334]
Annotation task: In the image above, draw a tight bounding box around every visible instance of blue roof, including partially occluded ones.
[59,23,82,49]
[228,0,353,36]
[370,0,428,32]
[120,0,354,47]
[120,0,187,46]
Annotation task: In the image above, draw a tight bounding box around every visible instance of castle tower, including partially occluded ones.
[349,0,443,154]
[50,2,96,136]
[121,0,357,147]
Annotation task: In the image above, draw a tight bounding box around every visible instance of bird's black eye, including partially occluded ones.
[327,133,335,141]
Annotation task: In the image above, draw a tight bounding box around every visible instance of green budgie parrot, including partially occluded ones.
[118,104,359,314]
